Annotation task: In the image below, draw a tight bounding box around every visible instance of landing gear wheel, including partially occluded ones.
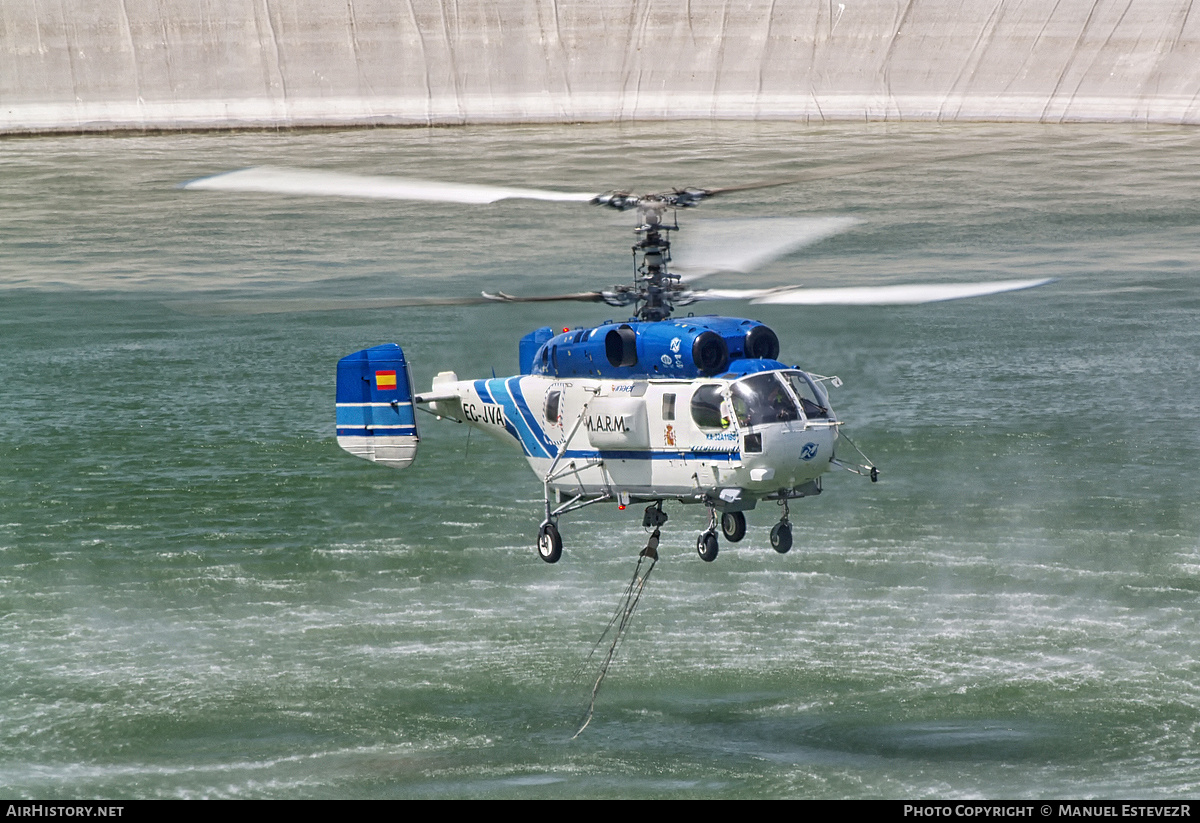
[537,523,563,564]
[770,521,793,554]
[720,511,747,543]
[697,532,719,562]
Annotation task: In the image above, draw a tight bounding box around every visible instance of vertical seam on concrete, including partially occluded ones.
[549,0,573,106]
[1039,0,1102,122]
[882,0,917,119]
[435,0,463,121]
[116,0,142,122]
[403,0,432,123]
[345,0,375,98]
[942,0,1006,122]
[256,0,288,113]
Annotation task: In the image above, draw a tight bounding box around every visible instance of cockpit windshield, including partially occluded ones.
[728,371,831,428]
[730,373,800,427]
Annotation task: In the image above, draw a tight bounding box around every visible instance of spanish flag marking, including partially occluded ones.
[375,370,398,390]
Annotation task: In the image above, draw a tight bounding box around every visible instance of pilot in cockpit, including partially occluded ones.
[767,384,799,422]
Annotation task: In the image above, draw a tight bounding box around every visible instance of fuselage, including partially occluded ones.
[429,365,838,511]
[337,316,846,515]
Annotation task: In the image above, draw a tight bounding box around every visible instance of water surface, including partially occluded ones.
[1,122,1198,798]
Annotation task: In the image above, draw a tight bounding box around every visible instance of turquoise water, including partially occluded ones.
[1,122,1199,798]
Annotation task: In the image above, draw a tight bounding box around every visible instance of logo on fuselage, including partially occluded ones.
[586,415,628,433]
[800,442,819,461]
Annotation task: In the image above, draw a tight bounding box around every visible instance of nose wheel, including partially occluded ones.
[770,499,793,554]
[769,521,793,554]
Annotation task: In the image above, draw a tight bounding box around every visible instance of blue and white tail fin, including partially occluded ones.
[336,344,419,469]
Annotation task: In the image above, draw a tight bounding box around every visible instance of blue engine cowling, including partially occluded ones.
[525,317,780,380]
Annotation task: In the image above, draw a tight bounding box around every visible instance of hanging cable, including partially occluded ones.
[572,529,660,739]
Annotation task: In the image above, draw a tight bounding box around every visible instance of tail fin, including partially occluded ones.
[336,344,419,469]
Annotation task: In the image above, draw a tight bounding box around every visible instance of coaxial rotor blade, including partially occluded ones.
[165,294,508,316]
[481,290,606,303]
[168,290,610,316]
[690,278,1053,305]
[671,217,862,280]
[181,166,599,205]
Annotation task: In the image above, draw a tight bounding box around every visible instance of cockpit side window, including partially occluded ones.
[662,393,676,421]
[690,384,727,429]
[784,372,830,419]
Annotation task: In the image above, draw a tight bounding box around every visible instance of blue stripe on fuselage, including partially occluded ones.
[506,378,557,458]
[557,450,740,461]
[474,379,495,405]
[498,378,552,459]
[475,377,549,458]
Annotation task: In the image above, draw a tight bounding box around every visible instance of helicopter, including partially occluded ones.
[183,163,1050,564]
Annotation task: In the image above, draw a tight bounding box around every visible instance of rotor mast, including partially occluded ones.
[632,201,679,322]
[592,189,710,322]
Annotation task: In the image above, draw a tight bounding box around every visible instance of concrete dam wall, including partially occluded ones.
[3,0,1199,133]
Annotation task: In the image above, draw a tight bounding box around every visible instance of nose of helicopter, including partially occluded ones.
[736,420,837,490]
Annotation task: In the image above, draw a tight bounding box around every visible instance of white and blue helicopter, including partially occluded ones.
[184,164,1049,563]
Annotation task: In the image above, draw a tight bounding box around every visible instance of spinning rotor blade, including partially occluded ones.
[184,150,991,208]
[167,294,507,316]
[481,290,605,303]
[182,166,599,205]
[671,217,862,280]
[168,291,609,315]
[693,278,1053,305]
[169,278,1051,316]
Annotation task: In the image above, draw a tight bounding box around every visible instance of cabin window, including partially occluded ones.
[662,393,676,421]
[545,390,561,424]
[690,384,728,429]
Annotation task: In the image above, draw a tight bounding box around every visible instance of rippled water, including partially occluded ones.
[1,122,1199,798]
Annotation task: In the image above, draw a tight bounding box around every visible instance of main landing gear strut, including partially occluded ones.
[535,498,799,564]
[696,508,755,561]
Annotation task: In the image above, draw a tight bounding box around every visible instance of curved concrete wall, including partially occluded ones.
[3,0,1199,133]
